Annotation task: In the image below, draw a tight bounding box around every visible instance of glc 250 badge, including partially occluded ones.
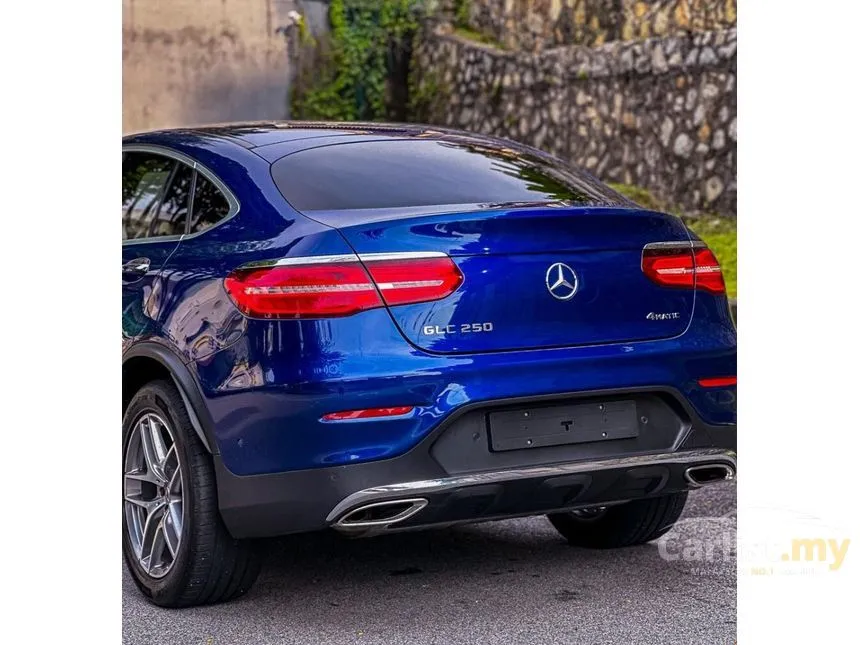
[423,322,495,335]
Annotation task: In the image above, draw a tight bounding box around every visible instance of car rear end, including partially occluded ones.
[200,135,736,539]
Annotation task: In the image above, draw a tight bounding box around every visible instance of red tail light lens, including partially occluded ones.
[642,243,726,294]
[364,257,464,307]
[642,246,695,289]
[692,248,726,294]
[224,262,381,318]
[224,253,463,319]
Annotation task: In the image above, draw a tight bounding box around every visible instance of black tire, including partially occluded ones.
[122,379,261,607]
[547,492,688,549]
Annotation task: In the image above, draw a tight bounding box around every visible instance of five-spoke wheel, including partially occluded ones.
[124,412,185,578]
[122,379,260,607]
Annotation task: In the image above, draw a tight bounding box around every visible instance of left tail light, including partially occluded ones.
[224,252,464,319]
[641,242,726,294]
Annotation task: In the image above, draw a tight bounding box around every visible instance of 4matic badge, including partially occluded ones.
[646,311,681,321]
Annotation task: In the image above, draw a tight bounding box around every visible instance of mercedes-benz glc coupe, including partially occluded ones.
[122,122,737,607]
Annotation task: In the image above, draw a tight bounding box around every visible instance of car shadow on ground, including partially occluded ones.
[248,515,733,608]
[260,520,642,587]
[251,482,737,600]
[123,487,737,644]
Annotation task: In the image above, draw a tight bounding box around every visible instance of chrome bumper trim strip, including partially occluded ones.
[326,448,736,523]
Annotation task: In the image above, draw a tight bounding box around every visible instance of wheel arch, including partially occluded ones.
[123,343,217,454]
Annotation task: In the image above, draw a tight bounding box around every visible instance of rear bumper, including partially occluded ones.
[215,387,736,539]
[326,448,736,536]
[196,310,736,476]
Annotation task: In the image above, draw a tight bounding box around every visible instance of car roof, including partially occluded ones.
[123,121,477,149]
[121,121,552,162]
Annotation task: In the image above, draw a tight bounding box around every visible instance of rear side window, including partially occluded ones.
[151,162,193,238]
[189,175,231,234]
[122,152,174,240]
[271,139,626,212]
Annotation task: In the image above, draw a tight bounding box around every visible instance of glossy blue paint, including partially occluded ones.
[122,238,181,352]
[122,123,737,478]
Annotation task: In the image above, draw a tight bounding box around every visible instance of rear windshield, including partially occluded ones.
[271,139,627,212]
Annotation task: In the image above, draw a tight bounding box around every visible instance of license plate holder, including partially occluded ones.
[488,400,640,452]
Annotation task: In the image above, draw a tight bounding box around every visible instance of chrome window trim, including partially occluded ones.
[121,143,241,247]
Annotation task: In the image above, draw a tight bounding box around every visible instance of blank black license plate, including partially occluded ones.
[488,400,640,452]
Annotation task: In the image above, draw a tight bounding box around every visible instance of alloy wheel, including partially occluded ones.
[123,412,185,579]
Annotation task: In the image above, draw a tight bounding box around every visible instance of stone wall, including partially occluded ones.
[412,23,736,215]
[463,0,736,51]
[122,0,297,134]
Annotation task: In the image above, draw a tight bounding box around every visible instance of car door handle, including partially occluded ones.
[122,257,151,276]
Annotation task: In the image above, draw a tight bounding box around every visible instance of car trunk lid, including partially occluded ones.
[310,205,695,353]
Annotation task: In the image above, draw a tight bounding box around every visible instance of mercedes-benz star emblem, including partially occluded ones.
[546,262,579,301]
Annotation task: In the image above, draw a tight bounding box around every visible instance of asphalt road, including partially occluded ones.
[123,482,736,645]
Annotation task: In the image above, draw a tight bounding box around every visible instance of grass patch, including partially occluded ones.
[686,217,737,300]
[608,183,737,299]
[452,26,505,49]
[607,183,663,211]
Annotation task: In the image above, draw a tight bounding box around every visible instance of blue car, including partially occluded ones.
[122,122,737,607]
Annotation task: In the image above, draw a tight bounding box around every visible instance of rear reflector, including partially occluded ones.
[224,253,463,319]
[698,376,737,388]
[322,406,414,421]
[642,243,726,294]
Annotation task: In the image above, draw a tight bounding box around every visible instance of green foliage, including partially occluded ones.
[296,13,315,46]
[291,0,429,122]
[490,79,503,106]
[453,0,470,28]
[450,0,505,48]
[607,182,665,211]
[407,67,449,123]
[609,182,737,299]
[452,25,505,49]
[686,217,737,300]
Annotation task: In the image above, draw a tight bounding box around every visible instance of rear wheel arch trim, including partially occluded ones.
[122,343,217,454]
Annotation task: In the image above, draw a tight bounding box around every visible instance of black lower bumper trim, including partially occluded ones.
[214,387,736,539]
[327,449,736,535]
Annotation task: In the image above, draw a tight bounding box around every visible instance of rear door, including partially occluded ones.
[122,150,192,349]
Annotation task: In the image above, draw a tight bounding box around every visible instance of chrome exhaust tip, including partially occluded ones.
[684,463,736,488]
[333,498,428,533]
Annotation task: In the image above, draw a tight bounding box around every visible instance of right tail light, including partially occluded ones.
[642,242,726,294]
